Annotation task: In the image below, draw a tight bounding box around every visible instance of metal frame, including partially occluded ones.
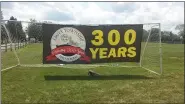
[159,23,163,75]
[1,20,163,75]
[139,23,162,75]
[2,22,20,71]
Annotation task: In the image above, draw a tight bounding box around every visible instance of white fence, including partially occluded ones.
[1,41,28,52]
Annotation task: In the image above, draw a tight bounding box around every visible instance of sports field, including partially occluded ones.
[1,43,184,103]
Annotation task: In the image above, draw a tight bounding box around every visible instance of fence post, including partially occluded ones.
[5,40,7,52]
[17,41,18,49]
[27,39,29,45]
[22,40,23,48]
[21,40,23,48]
[24,40,25,47]
[14,40,16,50]
[18,39,20,49]
[23,40,24,47]
[10,42,12,51]
[22,41,23,48]
[20,40,21,48]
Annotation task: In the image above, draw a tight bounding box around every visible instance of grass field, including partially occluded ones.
[1,43,184,103]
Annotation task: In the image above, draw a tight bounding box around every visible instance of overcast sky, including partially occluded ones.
[1,2,184,34]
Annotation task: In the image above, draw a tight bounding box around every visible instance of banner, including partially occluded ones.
[43,24,143,64]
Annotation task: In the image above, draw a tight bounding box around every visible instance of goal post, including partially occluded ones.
[1,21,21,71]
[140,23,162,75]
[1,20,162,75]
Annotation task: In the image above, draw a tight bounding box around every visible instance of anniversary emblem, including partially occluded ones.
[45,27,90,63]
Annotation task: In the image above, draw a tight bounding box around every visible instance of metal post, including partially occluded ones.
[15,23,18,50]
[159,23,163,75]
[139,24,159,67]
[3,24,20,65]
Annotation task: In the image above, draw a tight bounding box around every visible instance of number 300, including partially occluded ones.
[91,29,136,46]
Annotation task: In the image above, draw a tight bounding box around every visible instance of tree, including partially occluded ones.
[150,28,160,42]
[6,16,17,42]
[1,11,3,20]
[142,29,149,42]
[175,24,184,43]
[169,32,174,42]
[27,19,42,42]
[1,25,7,44]
[161,31,171,42]
[16,21,26,41]
[1,11,7,44]
[6,16,26,42]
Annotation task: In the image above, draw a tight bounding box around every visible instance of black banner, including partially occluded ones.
[43,24,143,64]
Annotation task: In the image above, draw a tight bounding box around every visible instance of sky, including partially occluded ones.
[1,2,184,34]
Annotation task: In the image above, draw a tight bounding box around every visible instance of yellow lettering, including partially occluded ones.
[127,47,136,57]
[99,48,108,59]
[91,30,104,46]
[108,30,120,46]
[124,29,136,45]
[108,48,116,58]
[117,47,127,57]
[89,48,99,59]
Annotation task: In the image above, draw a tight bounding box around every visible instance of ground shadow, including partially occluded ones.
[44,75,154,80]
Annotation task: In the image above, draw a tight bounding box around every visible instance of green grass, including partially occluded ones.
[2,43,184,103]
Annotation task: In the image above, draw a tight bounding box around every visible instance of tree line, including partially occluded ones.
[1,16,27,44]
[1,16,184,44]
[143,25,184,44]
[1,16,42,44]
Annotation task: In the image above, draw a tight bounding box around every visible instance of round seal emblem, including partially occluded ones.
[50,27,86,62]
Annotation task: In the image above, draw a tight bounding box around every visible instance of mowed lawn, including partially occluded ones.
[1,43,184,103]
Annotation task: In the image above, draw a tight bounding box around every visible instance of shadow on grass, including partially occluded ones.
[44,75,154,80]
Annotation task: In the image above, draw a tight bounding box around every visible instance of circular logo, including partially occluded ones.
[50,27,86,62]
